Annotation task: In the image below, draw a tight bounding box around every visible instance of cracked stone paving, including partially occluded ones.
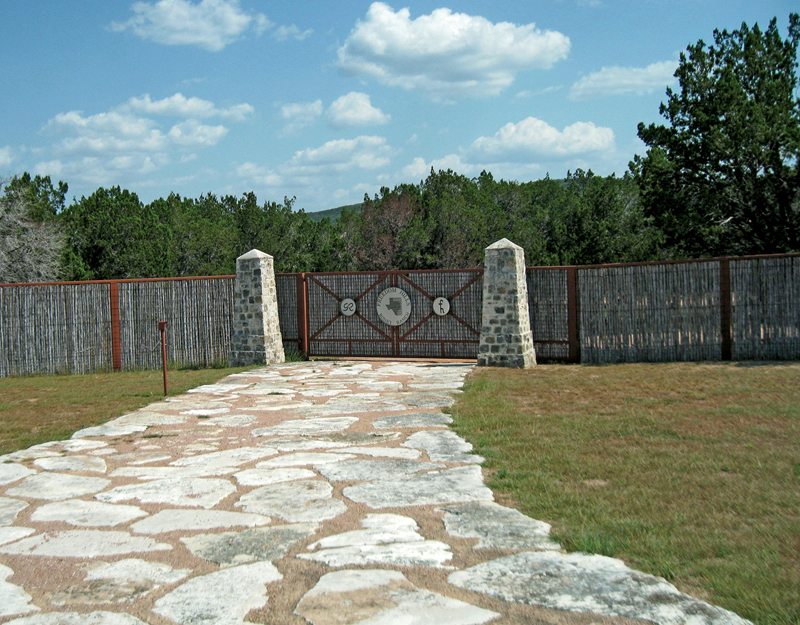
[0,361,752,625]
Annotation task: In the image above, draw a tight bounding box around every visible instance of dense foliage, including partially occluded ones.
[1,169,663,282]
[2,13,797,283]
[633,14,800,257]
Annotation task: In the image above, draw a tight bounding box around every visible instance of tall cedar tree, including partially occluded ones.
[633,14,800,257]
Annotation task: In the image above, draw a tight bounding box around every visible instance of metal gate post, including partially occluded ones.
[297,273,310,356]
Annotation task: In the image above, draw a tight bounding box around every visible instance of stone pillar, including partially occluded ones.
[478,238,536,368]
[229,249,285,367]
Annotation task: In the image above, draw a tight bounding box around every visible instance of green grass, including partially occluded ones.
[0,366,251,455]
[450,362,800,625]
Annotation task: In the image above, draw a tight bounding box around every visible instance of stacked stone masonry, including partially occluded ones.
[478,238,536,368]
[229,249,285,366]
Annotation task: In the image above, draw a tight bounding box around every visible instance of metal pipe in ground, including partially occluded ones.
[158,321,168,396]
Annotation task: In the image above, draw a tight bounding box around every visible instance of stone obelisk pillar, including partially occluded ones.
[477,238,536,368]
[229,249,285,366]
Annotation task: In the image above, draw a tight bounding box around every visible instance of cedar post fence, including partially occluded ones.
[0,252,797,376]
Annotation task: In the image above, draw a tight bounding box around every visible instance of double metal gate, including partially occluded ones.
[298,269,483,359]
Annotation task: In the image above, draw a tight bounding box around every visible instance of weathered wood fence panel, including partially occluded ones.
[526,268,570,361]
[0,283,112,376]
[578,261,722,363]
[731,256,800,360]
[118,278,234,370]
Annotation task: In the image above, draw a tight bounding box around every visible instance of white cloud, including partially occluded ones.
[469,116,614,161]
[0,146,14,169]
[280,100,323,132]
[126,93,253,121]
[569,60,677,100]
[237,135,393,197]
[167,119,228,146]
[36,92,248,188]
[112,0,270,51]
[274,24,313,41]
[337,2,570,99]
[327,92,390,128]
[287,135,391,175]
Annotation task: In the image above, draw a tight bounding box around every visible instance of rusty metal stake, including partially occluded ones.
[158,320,168,396]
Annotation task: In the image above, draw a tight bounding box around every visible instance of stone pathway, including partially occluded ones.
[0,361,752,625]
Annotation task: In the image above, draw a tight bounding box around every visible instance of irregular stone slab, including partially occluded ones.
[0,563,38,618]
[301,514,451,568]
[153,561,282,625]
[87,558,189,585]
[110,465,236,480]
[126,453,172,465]
[374,412,453,429]
[187,382,251,394]
[182,523,318,566]
[402,393,455,409]
[265,438,352,452]
[7,473,110,501]
[71,422,148,438]
[96,478,236,509]
[50,559,190,606]
[317,459,442,482]
[448,551,752,625]
[198,414,256,427]
[236,479,347,522]
[115,412,187,427]
[0,463,36,485]
[5,611,149,625]
[181,407,230,416]
[34,455,107,473]
[344,466,493,508]
[345,446,421,459]
[170,447,277,469]
[31,500,147,527]
[0,530,170,558]
[252,417,358,437]
[439,501,559,551]
[131,509,271,534]
[0,498,28,526]
[296,569,498,625]
[0,526,35,546]
[257,452,355,467]
[234,467,315,486]
[404,430,483,463]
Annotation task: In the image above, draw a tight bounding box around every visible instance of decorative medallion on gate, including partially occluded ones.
[376,287,411,326]
[305,269,483,359]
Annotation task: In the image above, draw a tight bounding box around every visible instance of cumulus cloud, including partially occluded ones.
[111,0,270,51]
[0,146,14,169]
[126,93,253,120]
[36,92,248,187]
[469,116,614,161]
[281,100,323,132]
[337,2,570,99]
[274,24,313,41]
[569,60,677,100]
[238,135,393,192]
[327,92,390,128]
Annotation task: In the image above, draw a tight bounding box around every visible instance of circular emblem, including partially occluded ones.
[340,298,357,317]
[432,297,450,316]
[376,287,412,326]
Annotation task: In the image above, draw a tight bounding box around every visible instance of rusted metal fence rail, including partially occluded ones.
[0,254,797,376]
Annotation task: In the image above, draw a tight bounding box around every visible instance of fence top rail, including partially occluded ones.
[0,274,237,289]
[527,251,800,272]
[301,267,484,278]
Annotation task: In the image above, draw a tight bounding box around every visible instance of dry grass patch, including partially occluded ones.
[450,362,800,625]
[0,366,250,455]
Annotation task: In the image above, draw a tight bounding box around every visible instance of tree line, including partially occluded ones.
[1,14,797,283]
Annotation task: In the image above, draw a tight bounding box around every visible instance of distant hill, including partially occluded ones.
[306,202,363,222]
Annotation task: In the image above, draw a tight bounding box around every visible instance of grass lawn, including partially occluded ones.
[450,362,800,625]
[0,366,250,455]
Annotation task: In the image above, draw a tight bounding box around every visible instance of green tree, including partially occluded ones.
[633,14,800,257]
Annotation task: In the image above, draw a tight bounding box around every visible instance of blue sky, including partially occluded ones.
[0,1,794,212]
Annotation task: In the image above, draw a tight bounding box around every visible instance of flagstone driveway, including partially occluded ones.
[0,361,751,625]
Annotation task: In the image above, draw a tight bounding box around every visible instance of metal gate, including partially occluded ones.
[302,269,483,358]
